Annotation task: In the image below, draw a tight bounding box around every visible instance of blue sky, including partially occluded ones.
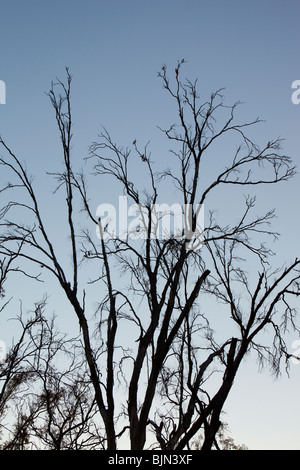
[1,0,300,450]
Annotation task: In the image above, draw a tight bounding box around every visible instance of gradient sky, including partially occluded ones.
[1,0,300,450]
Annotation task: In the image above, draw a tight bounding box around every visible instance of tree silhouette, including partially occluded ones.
[0,62,299,449]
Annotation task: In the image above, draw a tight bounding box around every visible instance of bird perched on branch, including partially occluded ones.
[140,154,147,162]
[132,139,136,145]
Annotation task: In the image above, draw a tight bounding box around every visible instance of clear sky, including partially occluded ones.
[0,0,300,450]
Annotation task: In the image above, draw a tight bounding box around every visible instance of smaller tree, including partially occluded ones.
[0,300,46,448]
[0,302,103,450]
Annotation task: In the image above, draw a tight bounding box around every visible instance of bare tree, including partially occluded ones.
[0,62,299,450]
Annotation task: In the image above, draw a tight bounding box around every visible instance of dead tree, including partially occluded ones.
[0,62,299,449]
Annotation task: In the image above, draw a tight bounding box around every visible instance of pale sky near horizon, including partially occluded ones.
[1,0,300,450]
